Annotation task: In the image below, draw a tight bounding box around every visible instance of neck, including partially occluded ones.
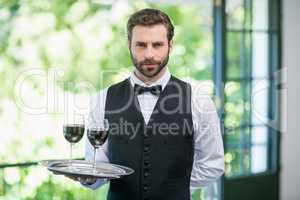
[134,67,167,85]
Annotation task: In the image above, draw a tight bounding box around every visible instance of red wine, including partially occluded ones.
[87,129,108,148]
[63,124,85,143]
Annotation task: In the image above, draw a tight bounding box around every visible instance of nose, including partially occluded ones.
[145,46,154,59]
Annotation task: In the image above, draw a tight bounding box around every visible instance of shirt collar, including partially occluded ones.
[129,68,171,90]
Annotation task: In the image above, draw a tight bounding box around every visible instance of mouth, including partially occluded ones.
[144,64,157,71]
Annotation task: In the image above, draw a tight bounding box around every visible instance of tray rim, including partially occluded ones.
[39,159,134,179]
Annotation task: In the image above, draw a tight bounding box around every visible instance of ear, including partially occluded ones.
[169,39,173,52]
[128,39,131,49]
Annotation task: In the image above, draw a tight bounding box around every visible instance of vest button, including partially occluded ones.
[144,160,150,166]
[143,184,149,192]
[144,171,150,177]
[144,128,152,138]
[144,146,150,153]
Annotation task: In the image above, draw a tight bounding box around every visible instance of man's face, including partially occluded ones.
[129,24,172,78]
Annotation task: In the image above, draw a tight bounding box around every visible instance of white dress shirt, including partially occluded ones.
[84,68,225,194]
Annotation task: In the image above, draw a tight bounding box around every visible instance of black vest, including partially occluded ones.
[105,76,194,200]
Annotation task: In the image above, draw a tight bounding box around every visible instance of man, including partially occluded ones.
[71,8,224,200]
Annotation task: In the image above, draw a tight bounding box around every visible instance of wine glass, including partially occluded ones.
[87,118,109,174]
[63,113,85,167]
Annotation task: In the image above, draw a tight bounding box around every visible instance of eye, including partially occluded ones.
[153,42,163,48]
[136,42,146,48]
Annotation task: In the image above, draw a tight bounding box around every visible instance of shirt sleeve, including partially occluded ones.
[82,88,110,190]
[190,88,225,191]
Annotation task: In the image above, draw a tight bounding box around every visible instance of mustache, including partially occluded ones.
[140,59,161,65]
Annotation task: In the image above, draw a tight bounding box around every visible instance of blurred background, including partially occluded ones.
[0,0,298,200]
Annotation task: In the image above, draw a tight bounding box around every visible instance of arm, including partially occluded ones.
[81,139,109,189]
[190,93,225,191]
[81,89,110,190]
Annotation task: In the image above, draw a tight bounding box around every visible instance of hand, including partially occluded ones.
[64,175,98,185]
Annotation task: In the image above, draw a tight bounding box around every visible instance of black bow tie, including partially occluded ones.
[134,84,162,96]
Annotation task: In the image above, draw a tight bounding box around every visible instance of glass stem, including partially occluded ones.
[93,147,98,174]
[70,143,73,166]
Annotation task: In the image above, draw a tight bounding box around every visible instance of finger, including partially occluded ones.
[65,175,80,181]
[78,177,97,185]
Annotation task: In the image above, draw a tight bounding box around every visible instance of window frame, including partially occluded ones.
[213,0,282,199]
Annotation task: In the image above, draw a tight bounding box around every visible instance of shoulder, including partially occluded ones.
[90,79,129,105]
[189,80,217,113]
[107,78,130,91]
[89,87,109,110]
[90,78,129,104]
[166,75,218,114]
[170,75,190,86]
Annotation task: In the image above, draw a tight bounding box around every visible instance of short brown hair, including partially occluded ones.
[127,8,174,43]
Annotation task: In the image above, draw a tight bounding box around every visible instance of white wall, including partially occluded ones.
[281,0,300,200]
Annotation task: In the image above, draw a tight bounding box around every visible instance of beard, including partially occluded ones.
[129,48,170,78]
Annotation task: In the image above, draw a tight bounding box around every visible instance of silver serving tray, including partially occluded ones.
[39,159,134,179]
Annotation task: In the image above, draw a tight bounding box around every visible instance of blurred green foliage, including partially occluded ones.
[0,0,212,96]
[0,0,213,199]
